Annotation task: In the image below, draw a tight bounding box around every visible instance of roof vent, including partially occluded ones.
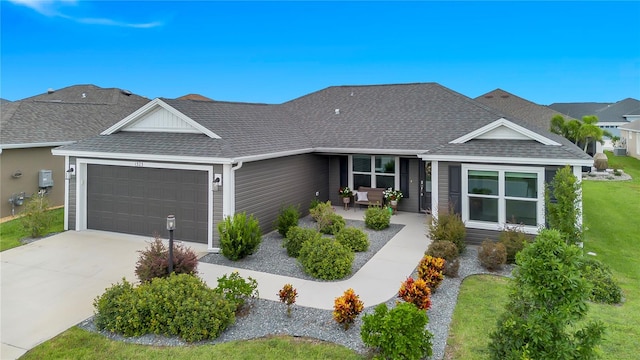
[82,93,86,98]
[121,89,132,96]
[350,91,354,96]
[335,109,340,115]
[500,95,509,98]
[47,88,55,94]
[484,95,493,99]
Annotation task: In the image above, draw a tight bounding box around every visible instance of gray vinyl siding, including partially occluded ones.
[437,162,459,214]
[235,154,329,234]
[465,228,501,244]
[68,156,77,230]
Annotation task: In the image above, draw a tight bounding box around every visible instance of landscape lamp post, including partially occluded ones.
[166,215,176,274]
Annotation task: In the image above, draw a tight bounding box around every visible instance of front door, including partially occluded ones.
[419,161,432,213]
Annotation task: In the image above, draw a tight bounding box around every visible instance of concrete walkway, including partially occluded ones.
[0,209,430,359]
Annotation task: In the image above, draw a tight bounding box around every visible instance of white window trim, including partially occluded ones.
[461,164,545,234]
[349,155,400,190]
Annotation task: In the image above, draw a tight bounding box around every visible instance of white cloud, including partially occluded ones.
[8,0,162,28]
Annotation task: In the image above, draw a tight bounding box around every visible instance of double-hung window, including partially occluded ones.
[351,155,397,190]
[462,164,544,233]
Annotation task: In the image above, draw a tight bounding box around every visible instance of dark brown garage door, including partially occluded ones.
[87,165,209,243]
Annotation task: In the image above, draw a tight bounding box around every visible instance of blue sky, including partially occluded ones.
[2,1,639,105]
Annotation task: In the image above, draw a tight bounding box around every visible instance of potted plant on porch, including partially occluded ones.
[339,186,353,210]
[383,188,403,212]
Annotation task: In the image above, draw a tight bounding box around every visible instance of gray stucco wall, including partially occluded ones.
[235,153,330,235]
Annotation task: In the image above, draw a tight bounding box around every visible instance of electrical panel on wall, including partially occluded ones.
[39,169,54,187]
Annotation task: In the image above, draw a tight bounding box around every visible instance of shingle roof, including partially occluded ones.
[423,139,592,161]
[620,119,640,132]
[55,83,590,163]
[547,102,611,118]
[475,89,577,130]
[593,98,640,123]
[1,85,149,147]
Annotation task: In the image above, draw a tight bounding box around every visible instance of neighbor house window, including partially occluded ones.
[351,155,398,190]
[462,165,544,232]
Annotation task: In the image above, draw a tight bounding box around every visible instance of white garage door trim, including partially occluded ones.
[75,158,216,250]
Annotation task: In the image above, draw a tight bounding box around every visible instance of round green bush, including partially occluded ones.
[336,226,370,252]
[364,206,391,230]
[298,237,354,280]
[218,212,262,261]
[425,240,459,260]
[319,213,346,235]
[428,208,466,254]
[478,240,506,270]
[283,226,322,257]
[498,225,531,264]
[93,274,236,342]
[578,257,622,304]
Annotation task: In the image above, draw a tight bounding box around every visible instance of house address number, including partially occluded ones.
[134,161,144,167]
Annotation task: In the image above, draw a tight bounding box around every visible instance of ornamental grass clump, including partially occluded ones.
[398,277,432,310]
[278,283,298,317]
[417,255,445,290]
[428,206,466,253]
[333,288,364,330]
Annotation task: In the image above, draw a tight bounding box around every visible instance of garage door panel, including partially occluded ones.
[87,165,209,243]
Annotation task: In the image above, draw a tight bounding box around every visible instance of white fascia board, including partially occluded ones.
[2,141,74,150]
[231,148,316,163]
[314,147,427,156]
[418,154,593,167]
[450,117,560,146]
[51,148,234,164]
[101,98,221,139]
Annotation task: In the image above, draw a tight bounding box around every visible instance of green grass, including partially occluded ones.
[445,152,640,359]
[0,207,64,251]
[20,327,363,360]
[444,275,510,360]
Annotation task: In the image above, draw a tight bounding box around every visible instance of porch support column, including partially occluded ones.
[431,161,439,219]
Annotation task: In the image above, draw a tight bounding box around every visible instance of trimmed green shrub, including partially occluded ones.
[283,226,321,257]
[274,204,300,237]
[489,229,605,359]
[428,207,466,254]
[361,302,433,360]
[20,194,54,238]
[498,223,531,264]
[218,212,262,261]
[135,236,199,283]
[478,240,507,270]
[335,226,369,252]
[364,206,391,230]
[578,257,623,304]
[319,213,346,235]
[309,198,322,211]
[309,200,334,222]
[298,237,354,280]
[214,271,259,311]
[93,274,235,342]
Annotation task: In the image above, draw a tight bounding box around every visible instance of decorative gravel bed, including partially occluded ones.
[199,216,404,281]
[78,216,514,360]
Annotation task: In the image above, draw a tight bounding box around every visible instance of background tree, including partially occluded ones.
[579,115,604,152]
[550,114,605,153]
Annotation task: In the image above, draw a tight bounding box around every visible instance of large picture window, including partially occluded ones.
[351,155,398,190]
[462,165,544,232]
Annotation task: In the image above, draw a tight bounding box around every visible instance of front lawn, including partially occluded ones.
[445,152,640,359]
[0,207,64,251]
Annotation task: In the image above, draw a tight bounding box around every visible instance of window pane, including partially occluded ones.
[376,156,395,173]
[468,170,498,195]
[506,172,537,198]
[353,155,371,172]
[354,174,371,189]
[506,200,537,226]
[376,175,394,190]
[469,196,498,222]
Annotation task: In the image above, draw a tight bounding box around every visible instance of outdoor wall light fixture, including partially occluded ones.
[213,174,222,191]
[166,215,176,274]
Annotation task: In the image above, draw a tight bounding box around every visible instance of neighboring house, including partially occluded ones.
[619,120,640,160]
[0,85,149,218]
[52,83,592,251]
[549,98,640,151]
[475,88,577,131]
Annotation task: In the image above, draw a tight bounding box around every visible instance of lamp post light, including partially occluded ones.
[166,215,176,274]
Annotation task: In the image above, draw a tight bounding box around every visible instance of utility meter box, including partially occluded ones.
[39,169,54,188]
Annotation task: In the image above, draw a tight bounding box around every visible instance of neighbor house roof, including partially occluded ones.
[475,89,576,130]
[53,83,592,165]
[547,102,611,119]
[619,119,640,132]
[0,84,149,149]
[593,98,640,123]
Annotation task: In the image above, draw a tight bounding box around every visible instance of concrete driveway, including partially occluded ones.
[0,230,208,360]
